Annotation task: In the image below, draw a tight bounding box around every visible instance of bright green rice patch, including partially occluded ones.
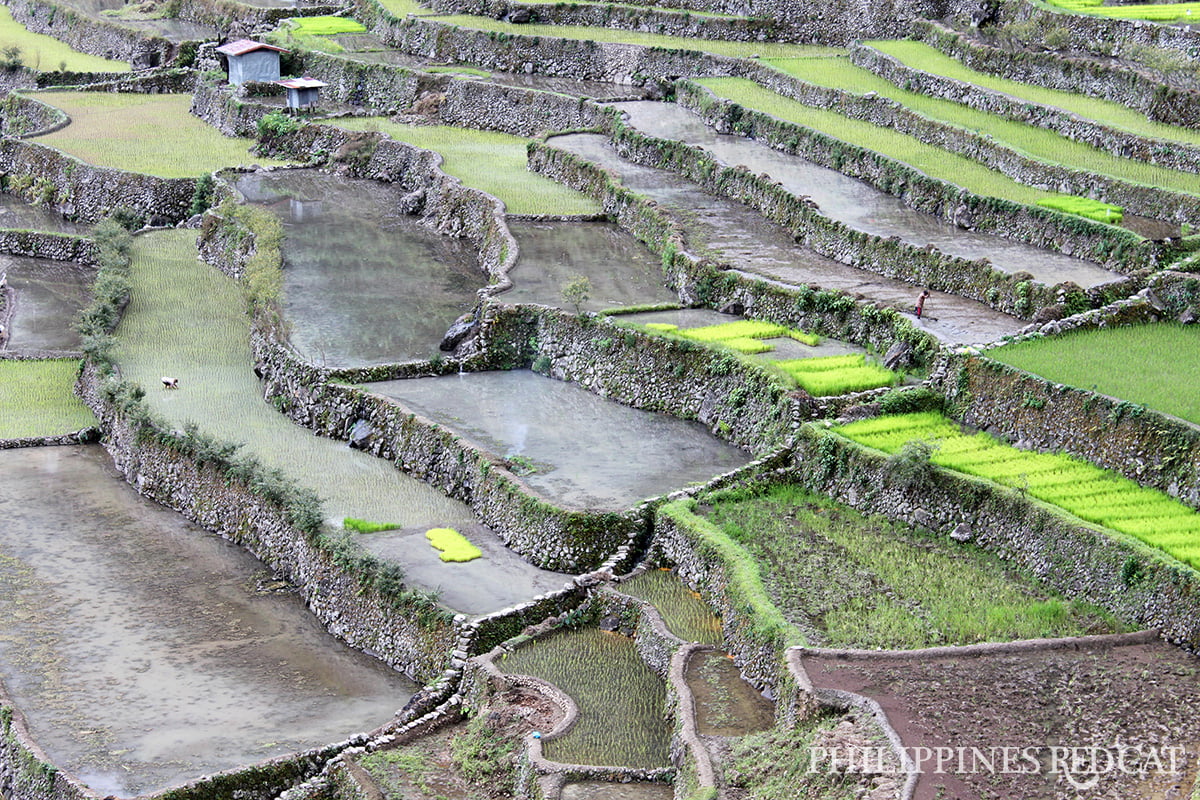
[775,354,898,395]
[0,5,129,73]
[644,322,678,332]
[426,527,482,562]
[787,329,820,346]
[989,323,1200,425]
[698,77,1051,207]
[332,119,600,216]
[286,15,366,35]
[0,359,95,438]
[707,483,1119,648]
[30,92,294,177]
[758,57,1200,197]
[429,14,843,59]
[372,0,430,15]
[868,40,1200,149]
[677,319,789,342]
[718,336,775,354]
[836,411,1200,570]
[423,65,490,77]
[1044,0,1200,22]
[344,517,402,532]
[1037,195,1123,223]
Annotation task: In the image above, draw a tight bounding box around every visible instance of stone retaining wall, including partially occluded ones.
[440,78,611,137]
[0,230,97,264]
[5,0,183,69]
[294,49,427,113]
[0,136,195,224]
[931,350,1200,508]
[675,80,1168,274]
[790,425,1200,651]
[738,58,1200,226]
[986,0,1200,60]
[189,77,274,137]
[850,42,1200,177]
[912,20,1200,129]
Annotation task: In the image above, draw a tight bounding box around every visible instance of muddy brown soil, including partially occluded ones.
[803,638,1200,799]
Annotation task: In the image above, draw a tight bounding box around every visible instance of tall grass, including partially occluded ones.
[0,5,129,73]
[706,483,1119,648]
[0,358,95,438]
[868,40,1200,148]
[836,412,1200,569]
[697,77,1051,207]
[989,323,1200,426]
[332,119,600,216]
[31,93,293,178]
[758,57,1200,197]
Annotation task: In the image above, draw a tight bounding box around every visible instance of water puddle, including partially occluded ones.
[499,220,677,311]
[685,650,774,736]
[548,133,1023,345]
[0,193,85,233]
[1,255,94,351]
[617,570,722,645]
[561,781,674,800]
[234,170,484,367]
[113,230,569,614]
[367,370,750,509]
[497,627,671,768]
[0,445,418,798]
[614,101,1122,289]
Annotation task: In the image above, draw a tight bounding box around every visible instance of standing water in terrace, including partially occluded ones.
[617,569,723,645]
[0,446,419,798]
[235,170,484,367]
[112,231,570,614]
[367,370,750,509]
[0,255,95,351]
[500,221,678,311]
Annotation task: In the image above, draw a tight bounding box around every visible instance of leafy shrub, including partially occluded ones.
[257,110,302,138]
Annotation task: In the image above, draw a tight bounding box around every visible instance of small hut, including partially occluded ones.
[215,39,288,86]
[277,77,327,111]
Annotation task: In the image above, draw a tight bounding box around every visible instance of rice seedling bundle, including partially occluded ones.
[836,412,1200,568]
[344,517,402,532]
[425,527,482,562]
[644,323,678,332]
[791,364,898,396]
[1036,196,1123,224]
[718,337,775,354]
[678,320,789,342]
[777,353,866,373]
[787,329,821,346]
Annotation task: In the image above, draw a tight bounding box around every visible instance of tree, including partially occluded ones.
[561,275,591,315]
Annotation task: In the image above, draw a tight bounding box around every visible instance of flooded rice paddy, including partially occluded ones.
[561,781,674,800]
[366,370,750,510]
[0,445,418,798]
[617,569,723,645]
[0,255,95,351]
[499,221,677,311]
[498,627,671,769]
[549,132,1024,345]
[684,650,774,736]
[113,230,569,614]
[235,170,483,367]
[615,101,1122,290]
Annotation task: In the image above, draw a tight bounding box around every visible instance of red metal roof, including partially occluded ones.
[215,39,288,56]
[277,77,327,89]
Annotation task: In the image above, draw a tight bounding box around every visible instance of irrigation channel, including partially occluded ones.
[0,445,418,797]
[548,132,1027,345]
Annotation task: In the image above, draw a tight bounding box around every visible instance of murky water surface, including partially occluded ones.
[368,370,750,509]
[114,231,569,614]
[549,133,1023,345]
[0,446,418,798]
[235,170,484,367]
[1,255,94,351]
[614,101,1122,289]
[499,221,677,311]
[685,650,774,736]
[0,193,85,233]
[561,781,675,800]
[44,0,215,40]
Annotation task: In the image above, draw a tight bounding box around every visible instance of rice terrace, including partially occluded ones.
[1,0,1200,795]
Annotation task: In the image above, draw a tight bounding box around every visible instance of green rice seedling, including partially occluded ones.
[786,329,821,346]
[618,569,723,645]
[776,353,865,373]
[0,5,129,72]
[285,15,366,35]
[374,0,428,15]
[331,119,600,216]
[990,324,1200,426]
[790,364,899,396]
[644,322,678,332]
[678,319,789,341]
[499,626,671,768]
[423,65,490,77]
[0,359,95,438]
[867,40,1200,148]
[719,337,776,354]
[344,517,402,532]
[753,58,1199,197]
[32,93,294,177]
[425,528,482,562]
[1037,196,1123,224]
